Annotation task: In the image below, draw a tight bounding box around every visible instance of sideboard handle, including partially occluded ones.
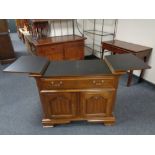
[50,81,63,87]
[92,80,104,85]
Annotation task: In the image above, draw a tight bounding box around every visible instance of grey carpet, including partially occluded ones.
[0,33,155,135]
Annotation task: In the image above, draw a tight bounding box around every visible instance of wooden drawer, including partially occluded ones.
[103,43,129,54]
[39,44,63,52]
[39,77,117,90]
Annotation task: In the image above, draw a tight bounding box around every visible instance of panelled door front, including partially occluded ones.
[41,92,77,119]
[80,91,116,118]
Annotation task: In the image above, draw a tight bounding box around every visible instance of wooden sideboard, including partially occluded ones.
[4,54,150,127]
[25,35,86,60]
[102,40,152,86]
[0,20,16,64]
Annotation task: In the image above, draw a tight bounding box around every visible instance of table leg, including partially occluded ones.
[138,69,144,83]
[101,48,105,59]
[22,34,25,43]
[138,56,147,83]
[127,70,133,87]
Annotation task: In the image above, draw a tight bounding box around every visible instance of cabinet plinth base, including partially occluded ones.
[43,125,54,128]
[42,116,116,127]
[42,118,71,127]
[87,116,116,126]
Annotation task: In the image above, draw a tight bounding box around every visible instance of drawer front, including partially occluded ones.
[39,44,63,52]
[40,77,117,90]
[103,43,129,54]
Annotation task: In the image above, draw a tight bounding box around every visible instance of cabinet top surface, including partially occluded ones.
[102,40,152,53]
[26,35,86,46]
[3,54,150,76]
[44,60,112,77]
[3,56,49,74]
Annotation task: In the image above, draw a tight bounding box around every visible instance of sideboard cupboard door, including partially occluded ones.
[41,93,77,119]
[80,91,116,118]
[38,44,64,60]
[64,41,84,60]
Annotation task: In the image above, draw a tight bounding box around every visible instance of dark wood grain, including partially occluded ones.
[3,54,151,127]
[36,73,118,127]
[102,40,152,53]
[34,58,120,127]
[0,20,8,32]
[25,35,86,61]
[26,35,86,46]
[0,20,16,64]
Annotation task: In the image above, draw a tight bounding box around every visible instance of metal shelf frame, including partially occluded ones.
[28,19,76,39]
[84,30,114,36]
[78,19,118,59]
[49,19,75,37]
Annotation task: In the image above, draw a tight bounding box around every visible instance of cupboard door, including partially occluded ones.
[64,41,84,60]
[38,44,64,60]
[80,91,116,118]
[41,93,77,119]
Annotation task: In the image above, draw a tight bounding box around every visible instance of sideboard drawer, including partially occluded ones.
[39,77,117,90]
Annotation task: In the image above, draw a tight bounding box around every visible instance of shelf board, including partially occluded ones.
[85,44,101,51]
[84,30,114,36]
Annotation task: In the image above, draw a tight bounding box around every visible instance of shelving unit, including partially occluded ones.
[49,19,75,36]
[28,19,50,39]
[76,19,118,59]
[84,30,114,36]
[28,19,75,38]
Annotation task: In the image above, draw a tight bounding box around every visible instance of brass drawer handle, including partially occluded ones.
[50,81,63,87]
[92,80,104,86]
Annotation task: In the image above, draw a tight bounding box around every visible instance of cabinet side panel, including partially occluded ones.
[64,41,84,60]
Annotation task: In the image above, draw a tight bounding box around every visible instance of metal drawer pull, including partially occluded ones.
[92,80,104,85]
[50,81,63,87]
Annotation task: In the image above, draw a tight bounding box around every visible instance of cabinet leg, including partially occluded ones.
[101,49,105,59]
[43,125,54,128]
[104,121,115,126]
[42,118,54,128]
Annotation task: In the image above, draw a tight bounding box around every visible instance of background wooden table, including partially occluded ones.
[102,40,152,86]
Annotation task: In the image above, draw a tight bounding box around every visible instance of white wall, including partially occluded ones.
[116,19,155,84]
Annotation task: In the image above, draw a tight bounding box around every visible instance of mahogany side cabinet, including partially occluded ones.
[24,35,86,61]
[3,54,150,127]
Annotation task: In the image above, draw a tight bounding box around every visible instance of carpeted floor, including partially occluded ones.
[0,33,155,135]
